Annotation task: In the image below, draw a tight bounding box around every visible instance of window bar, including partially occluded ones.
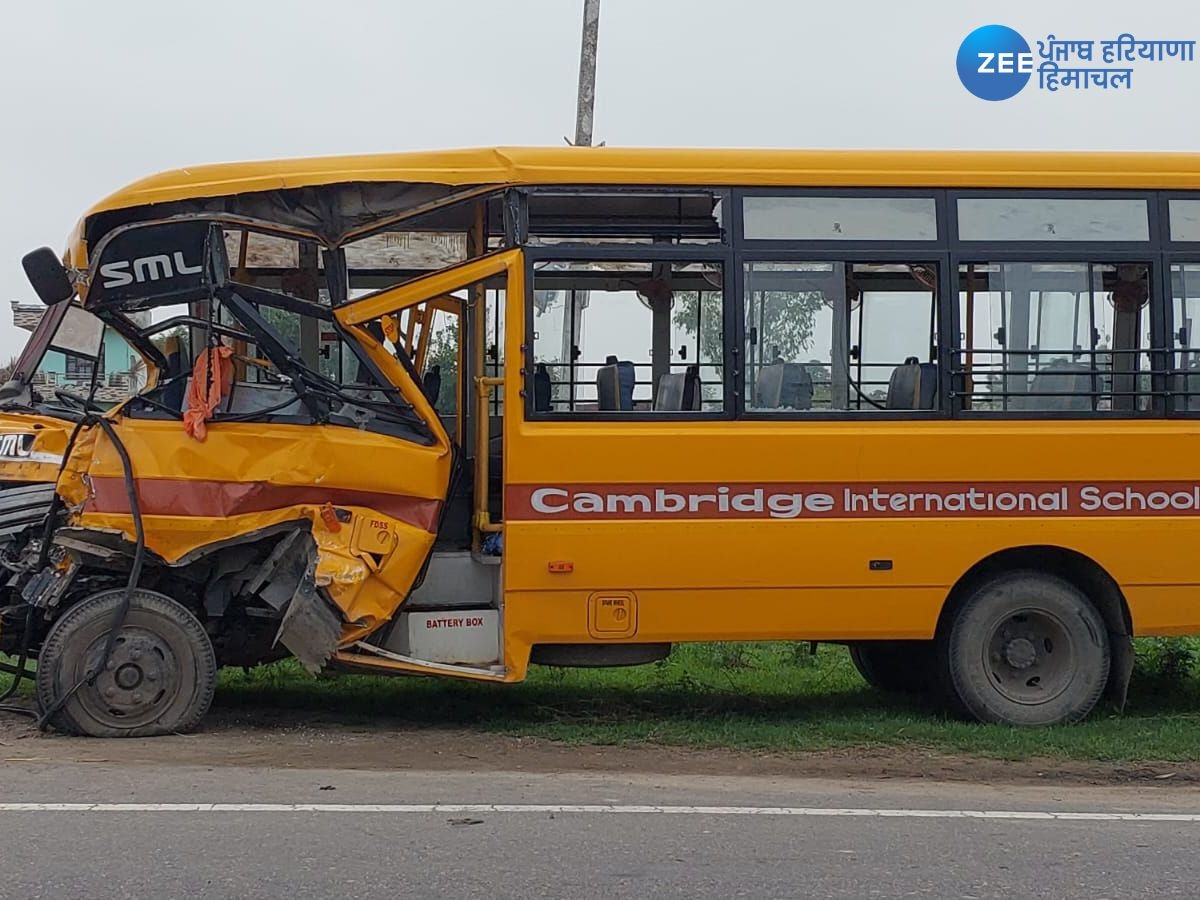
[964,263,976,410]
[853,275,865,410]
[1087,264,1098,412]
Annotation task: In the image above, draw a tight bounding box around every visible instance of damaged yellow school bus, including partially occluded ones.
[6,146,1200,735]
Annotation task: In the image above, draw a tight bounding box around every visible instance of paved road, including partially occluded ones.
[1,764,1198,899]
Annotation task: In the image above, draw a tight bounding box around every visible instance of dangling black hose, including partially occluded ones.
[6,306,157,725]
[34,416,145,730]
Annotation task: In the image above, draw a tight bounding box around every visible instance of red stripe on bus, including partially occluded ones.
[505,481,1200,520]
[86,477,441,533]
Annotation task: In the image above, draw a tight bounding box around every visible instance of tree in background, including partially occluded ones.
[672,288,826,366]
[421,317,460,413]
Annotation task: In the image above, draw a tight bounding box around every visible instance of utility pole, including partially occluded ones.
[563,0,600,408]
[574,0,600,147]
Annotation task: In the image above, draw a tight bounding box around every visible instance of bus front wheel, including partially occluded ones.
[940,572,1110,726]
[848,641,935,694]
[36,588,217,738]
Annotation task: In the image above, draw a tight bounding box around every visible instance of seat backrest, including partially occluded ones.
[163,350,187,412]
[422,365,442,409]
[533,363,552,412]
[755,362,813,410]
[1016,361,1093,411]
[596,356,635,411]
[886,357,939,410]
[654,365,702,411]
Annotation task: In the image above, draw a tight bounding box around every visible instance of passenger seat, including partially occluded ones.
[533,363,552,412]
[755,362,813,410]
[422,365,442,409]
[885,357,939,410]
[1016,361,1093,411]
[596,356,635,410]
[654,365,701,411]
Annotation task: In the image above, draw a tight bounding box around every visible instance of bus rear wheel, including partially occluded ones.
[36,588,217,738]
[848,641,935,693]
[940,572,1110,726]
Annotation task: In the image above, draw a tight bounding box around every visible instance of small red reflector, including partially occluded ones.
[548,560,574,574]
[320,502,342,533]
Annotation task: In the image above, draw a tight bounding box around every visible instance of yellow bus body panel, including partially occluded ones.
[0,412,71,485]
[57,416,452,641]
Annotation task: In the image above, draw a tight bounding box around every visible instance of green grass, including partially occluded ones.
[6,640,1200,762]
[218,639,1200,763]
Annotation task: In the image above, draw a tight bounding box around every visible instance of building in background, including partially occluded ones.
[10,301,146,403]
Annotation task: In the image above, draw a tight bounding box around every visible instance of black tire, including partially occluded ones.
[939,571,1110,726]
[36,588,216,737]
[848,641,936,693]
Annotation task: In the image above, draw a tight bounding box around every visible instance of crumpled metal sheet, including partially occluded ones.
[55,410,450,659]
[275,557,344,675]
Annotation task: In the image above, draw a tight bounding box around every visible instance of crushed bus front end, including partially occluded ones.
[4,210,480,735]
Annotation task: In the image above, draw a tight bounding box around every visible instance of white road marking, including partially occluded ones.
[0,803,1194,821]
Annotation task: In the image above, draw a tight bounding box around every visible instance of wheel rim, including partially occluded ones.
[982,607,1076,706]
[71,627,182,730]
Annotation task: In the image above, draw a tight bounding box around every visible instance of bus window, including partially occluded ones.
[1169,199,1200,242]
[1171,263,1200,412]
[957,197,1150,243]
[743,195,937,242]
[744,261,938,413]
[529,260,724,414]
[959,262,1152,412]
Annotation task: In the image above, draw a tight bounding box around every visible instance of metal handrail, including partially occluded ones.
[474,375,503,534]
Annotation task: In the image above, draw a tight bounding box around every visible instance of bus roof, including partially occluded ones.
[84,146,1200,219]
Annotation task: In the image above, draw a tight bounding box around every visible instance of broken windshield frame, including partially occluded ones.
[79,220,435,441]
[0,301,119,416]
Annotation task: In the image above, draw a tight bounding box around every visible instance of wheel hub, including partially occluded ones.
[1003,636,1037,670]
[985,609,1075,706]
[82,630,177,725]
[113,663,143,690]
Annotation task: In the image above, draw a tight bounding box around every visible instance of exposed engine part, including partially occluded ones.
[0,484,55,541]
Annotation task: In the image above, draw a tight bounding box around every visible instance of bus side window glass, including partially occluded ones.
[744,261,938,413]
[1172,263,1200,412]
[529,260,724,414]
[958,262,1151,413]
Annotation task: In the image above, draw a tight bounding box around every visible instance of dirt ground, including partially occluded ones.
[0,704,1197,786]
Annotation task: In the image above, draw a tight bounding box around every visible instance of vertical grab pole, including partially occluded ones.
[474,375,504,536]
[469,202,489,551]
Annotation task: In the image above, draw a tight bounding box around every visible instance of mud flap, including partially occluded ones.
[274,565,343,675]
[1105,632,1136,711]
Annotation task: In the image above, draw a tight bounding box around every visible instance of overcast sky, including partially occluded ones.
[1,0,1197,358]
